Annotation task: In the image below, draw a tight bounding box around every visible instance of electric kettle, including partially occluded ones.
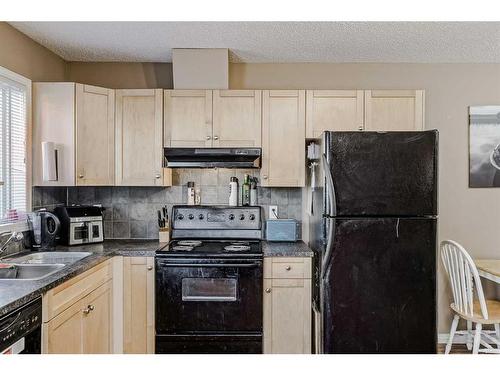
[28,210,61,249]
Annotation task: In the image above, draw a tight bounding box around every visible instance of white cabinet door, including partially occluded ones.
[115,89,164,186]
[364,90,425,131]
[262,90,306,187]
[212,90,262,147]
[164,90,212,147]
[75,84,115,186]
[306,90,364,137]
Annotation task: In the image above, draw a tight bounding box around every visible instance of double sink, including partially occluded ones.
[0,252,92,281]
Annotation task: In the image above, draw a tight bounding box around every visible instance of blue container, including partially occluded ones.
[265,219,300,242]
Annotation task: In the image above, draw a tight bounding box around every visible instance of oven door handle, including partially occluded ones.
[157,262,261,268]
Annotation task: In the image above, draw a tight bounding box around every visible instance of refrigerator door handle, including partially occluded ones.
[321,217,335,279]
[322,154,337,217]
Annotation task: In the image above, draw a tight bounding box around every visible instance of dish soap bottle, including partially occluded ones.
[242,174,251,206]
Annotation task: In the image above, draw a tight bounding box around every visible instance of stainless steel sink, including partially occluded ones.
[0,263,65,280]
[3,251,92,265]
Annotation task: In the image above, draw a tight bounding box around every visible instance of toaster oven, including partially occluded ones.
[54,206,104,245]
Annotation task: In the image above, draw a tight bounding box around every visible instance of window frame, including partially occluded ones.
[0,65,32,233]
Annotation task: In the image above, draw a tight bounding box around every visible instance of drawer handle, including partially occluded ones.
[265,288,271,293]
[285,266,291,271]
[83,304,95,314]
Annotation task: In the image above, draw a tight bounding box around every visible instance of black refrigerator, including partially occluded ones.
[309,131,438,354]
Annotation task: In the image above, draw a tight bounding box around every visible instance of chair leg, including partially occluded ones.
[472,323,482,354]
[466,320,473,350]
[445,315,460,354]
[495,324,500,349]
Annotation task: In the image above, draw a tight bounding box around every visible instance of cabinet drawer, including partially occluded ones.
[43,260,112,321]
[264,257,311,279]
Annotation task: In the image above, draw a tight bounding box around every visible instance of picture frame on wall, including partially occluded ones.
[469,105,500,188]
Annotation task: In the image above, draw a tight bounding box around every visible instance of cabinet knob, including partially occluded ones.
[263,175,268,180]
[285,266,291,271]
[358,126,363,131]
[147,266,153,271]
[265,288,271,293]
[78,174,84,179]
[213,135,219,140]
[155,173,161,179]
[206,136,211,140]
[83,304,94,314]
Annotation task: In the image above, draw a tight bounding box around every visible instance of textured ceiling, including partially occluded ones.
[9,22,500,63]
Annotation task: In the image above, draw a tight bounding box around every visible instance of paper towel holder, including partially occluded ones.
[42,141,58,181]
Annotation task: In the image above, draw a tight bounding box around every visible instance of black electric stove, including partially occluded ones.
[155,205,264,354]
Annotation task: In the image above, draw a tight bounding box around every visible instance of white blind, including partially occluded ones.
[0,74,28,222]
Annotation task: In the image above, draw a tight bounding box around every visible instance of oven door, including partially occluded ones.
[155,257,263,334]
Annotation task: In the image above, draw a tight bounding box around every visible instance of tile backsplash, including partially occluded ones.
[32,169,303,240]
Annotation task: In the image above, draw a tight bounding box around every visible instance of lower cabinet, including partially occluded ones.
[263,257,312,354]
[123,257,155,354]
[42,261,113,354]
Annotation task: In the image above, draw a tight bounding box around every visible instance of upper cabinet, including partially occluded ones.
[213,90,261,147]
[75,84,115,186]
[364,90,425,131]
[306,90,364,137]
[33,83,115,187]
[262,90,306,187]
[164,90,213,147]
[115,89,164,186]
[163,89,262,148]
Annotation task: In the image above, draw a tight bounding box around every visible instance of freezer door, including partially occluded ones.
[322,217,437,353]
[324,131,438,216]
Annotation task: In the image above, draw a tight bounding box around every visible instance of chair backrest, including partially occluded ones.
[440,240,489,319]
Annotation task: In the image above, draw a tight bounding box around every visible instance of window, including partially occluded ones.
[0,67,31,224]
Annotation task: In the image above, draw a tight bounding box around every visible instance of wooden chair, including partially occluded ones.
[440,240,500,354]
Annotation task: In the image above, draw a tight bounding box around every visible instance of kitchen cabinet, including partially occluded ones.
[306,90,364,137]
[164,89,261,148]
[123,257,155,354]
[263,257,312,354]
[164,90,213,147]
[262,90,306,187]
[115,89,165,186]
[42,260,113,354]
[213,90,261,147]
[33,83,115,186]
[364,90,425,131]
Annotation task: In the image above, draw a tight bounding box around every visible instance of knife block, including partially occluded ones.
[159,228,170,243]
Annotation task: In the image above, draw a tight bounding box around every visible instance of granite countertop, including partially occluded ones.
[0,239,313,317]
[0,240,166,317]
[262,241,314,257]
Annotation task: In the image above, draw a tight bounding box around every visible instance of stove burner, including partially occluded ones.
[224,245,251,252]
[177,240,202,247]
[171,245,194,251]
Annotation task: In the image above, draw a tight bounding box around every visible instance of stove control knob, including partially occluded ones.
[177,214,184,220]
[188,214,194,220]
[198,214,204,220]
[239,214,245,220]
[249,214,255,221]
[229,214,235,220]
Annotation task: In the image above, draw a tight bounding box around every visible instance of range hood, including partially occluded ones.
[164,148,261,168]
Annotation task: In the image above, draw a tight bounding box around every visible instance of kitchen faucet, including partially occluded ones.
[0,231,24,255]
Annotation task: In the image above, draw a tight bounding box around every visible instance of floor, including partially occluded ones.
[437,344,471,354]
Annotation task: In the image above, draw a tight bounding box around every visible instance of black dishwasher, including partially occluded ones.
[0,297,42,354]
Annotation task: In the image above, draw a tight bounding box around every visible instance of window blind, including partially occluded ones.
[0,75,28,222]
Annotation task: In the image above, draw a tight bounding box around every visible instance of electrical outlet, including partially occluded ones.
[269,205,278,219]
